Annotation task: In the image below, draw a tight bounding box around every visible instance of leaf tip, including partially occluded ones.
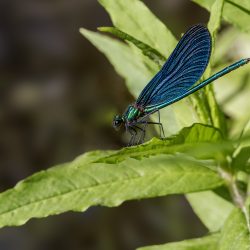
[79,27,86,35]
[97,26,109,32]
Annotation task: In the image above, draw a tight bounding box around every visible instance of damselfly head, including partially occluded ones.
[113,115,124,130]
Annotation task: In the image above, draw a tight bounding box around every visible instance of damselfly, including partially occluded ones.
[112,24,250,145]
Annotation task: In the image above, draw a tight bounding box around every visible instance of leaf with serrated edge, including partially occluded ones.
[98,124,227,164]
[0,152,223,228]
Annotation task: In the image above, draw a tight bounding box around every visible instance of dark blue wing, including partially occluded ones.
[136,24,211,109]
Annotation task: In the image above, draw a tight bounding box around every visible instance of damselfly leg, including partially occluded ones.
[137,110,165,141]
[127,126,137,146]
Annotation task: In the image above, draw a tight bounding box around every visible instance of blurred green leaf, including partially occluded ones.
[231,120,250,173]
[212,29,250,126]
[219,208,250,250]
[212,27,239,65]
[186,191,234,232]
[213,60,250,138]
[241,120,250,145]
[80,28,153,98]
[0,148,223,228]
[207,0,224,49]
[98,0,177,56]
[137,234,219,250]
[193,0,250,34]
[205,0,227,135]
[98,26,166,66]
[232,146,250,172]
[188,0,226,133]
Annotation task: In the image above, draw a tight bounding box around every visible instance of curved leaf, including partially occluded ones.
[0,124,228,228]
[99,123,228,164]
[137,234,219,250]
[98,26,166,66]
[98,0,177,56]
[0,152,223,228]
[80,27,153,98]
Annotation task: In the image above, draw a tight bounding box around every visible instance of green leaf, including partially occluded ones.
[219,208,250,250]
[193,0,250,34]
[213,62,250,138]
[176,123,222,142]
[186,191,234,232]
[204,0,227,136]
[207,0,224,48]
[212,27,238,65]
[241,120,250,146]
[98,123,227,164]
[80,28,153,98]
[216,67,250,116]
[0,151,223,228]
[137,234,219,250]
[98,0,177,56]
[98,26,166,66]
[232,146,250,172]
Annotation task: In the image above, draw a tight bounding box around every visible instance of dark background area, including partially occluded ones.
[0,1,210,249]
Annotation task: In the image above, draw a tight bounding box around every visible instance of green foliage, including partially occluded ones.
[186,191,234,232]
[98,0,177,56]
[202,0,226,135]
[232,146,250,172]
[98,26,166,66]
[0,124,225,228]
[137,234,219,250]
[80,27,154,99]
[193,0,250,34]
[186,0,228,233]
[219,208,250,250]
[1,0,250,249]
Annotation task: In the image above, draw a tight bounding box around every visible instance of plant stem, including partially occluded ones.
[218,167,250,232]
[242,205,250,233]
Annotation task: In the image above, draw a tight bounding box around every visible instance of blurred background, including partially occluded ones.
[0,1,214,249]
